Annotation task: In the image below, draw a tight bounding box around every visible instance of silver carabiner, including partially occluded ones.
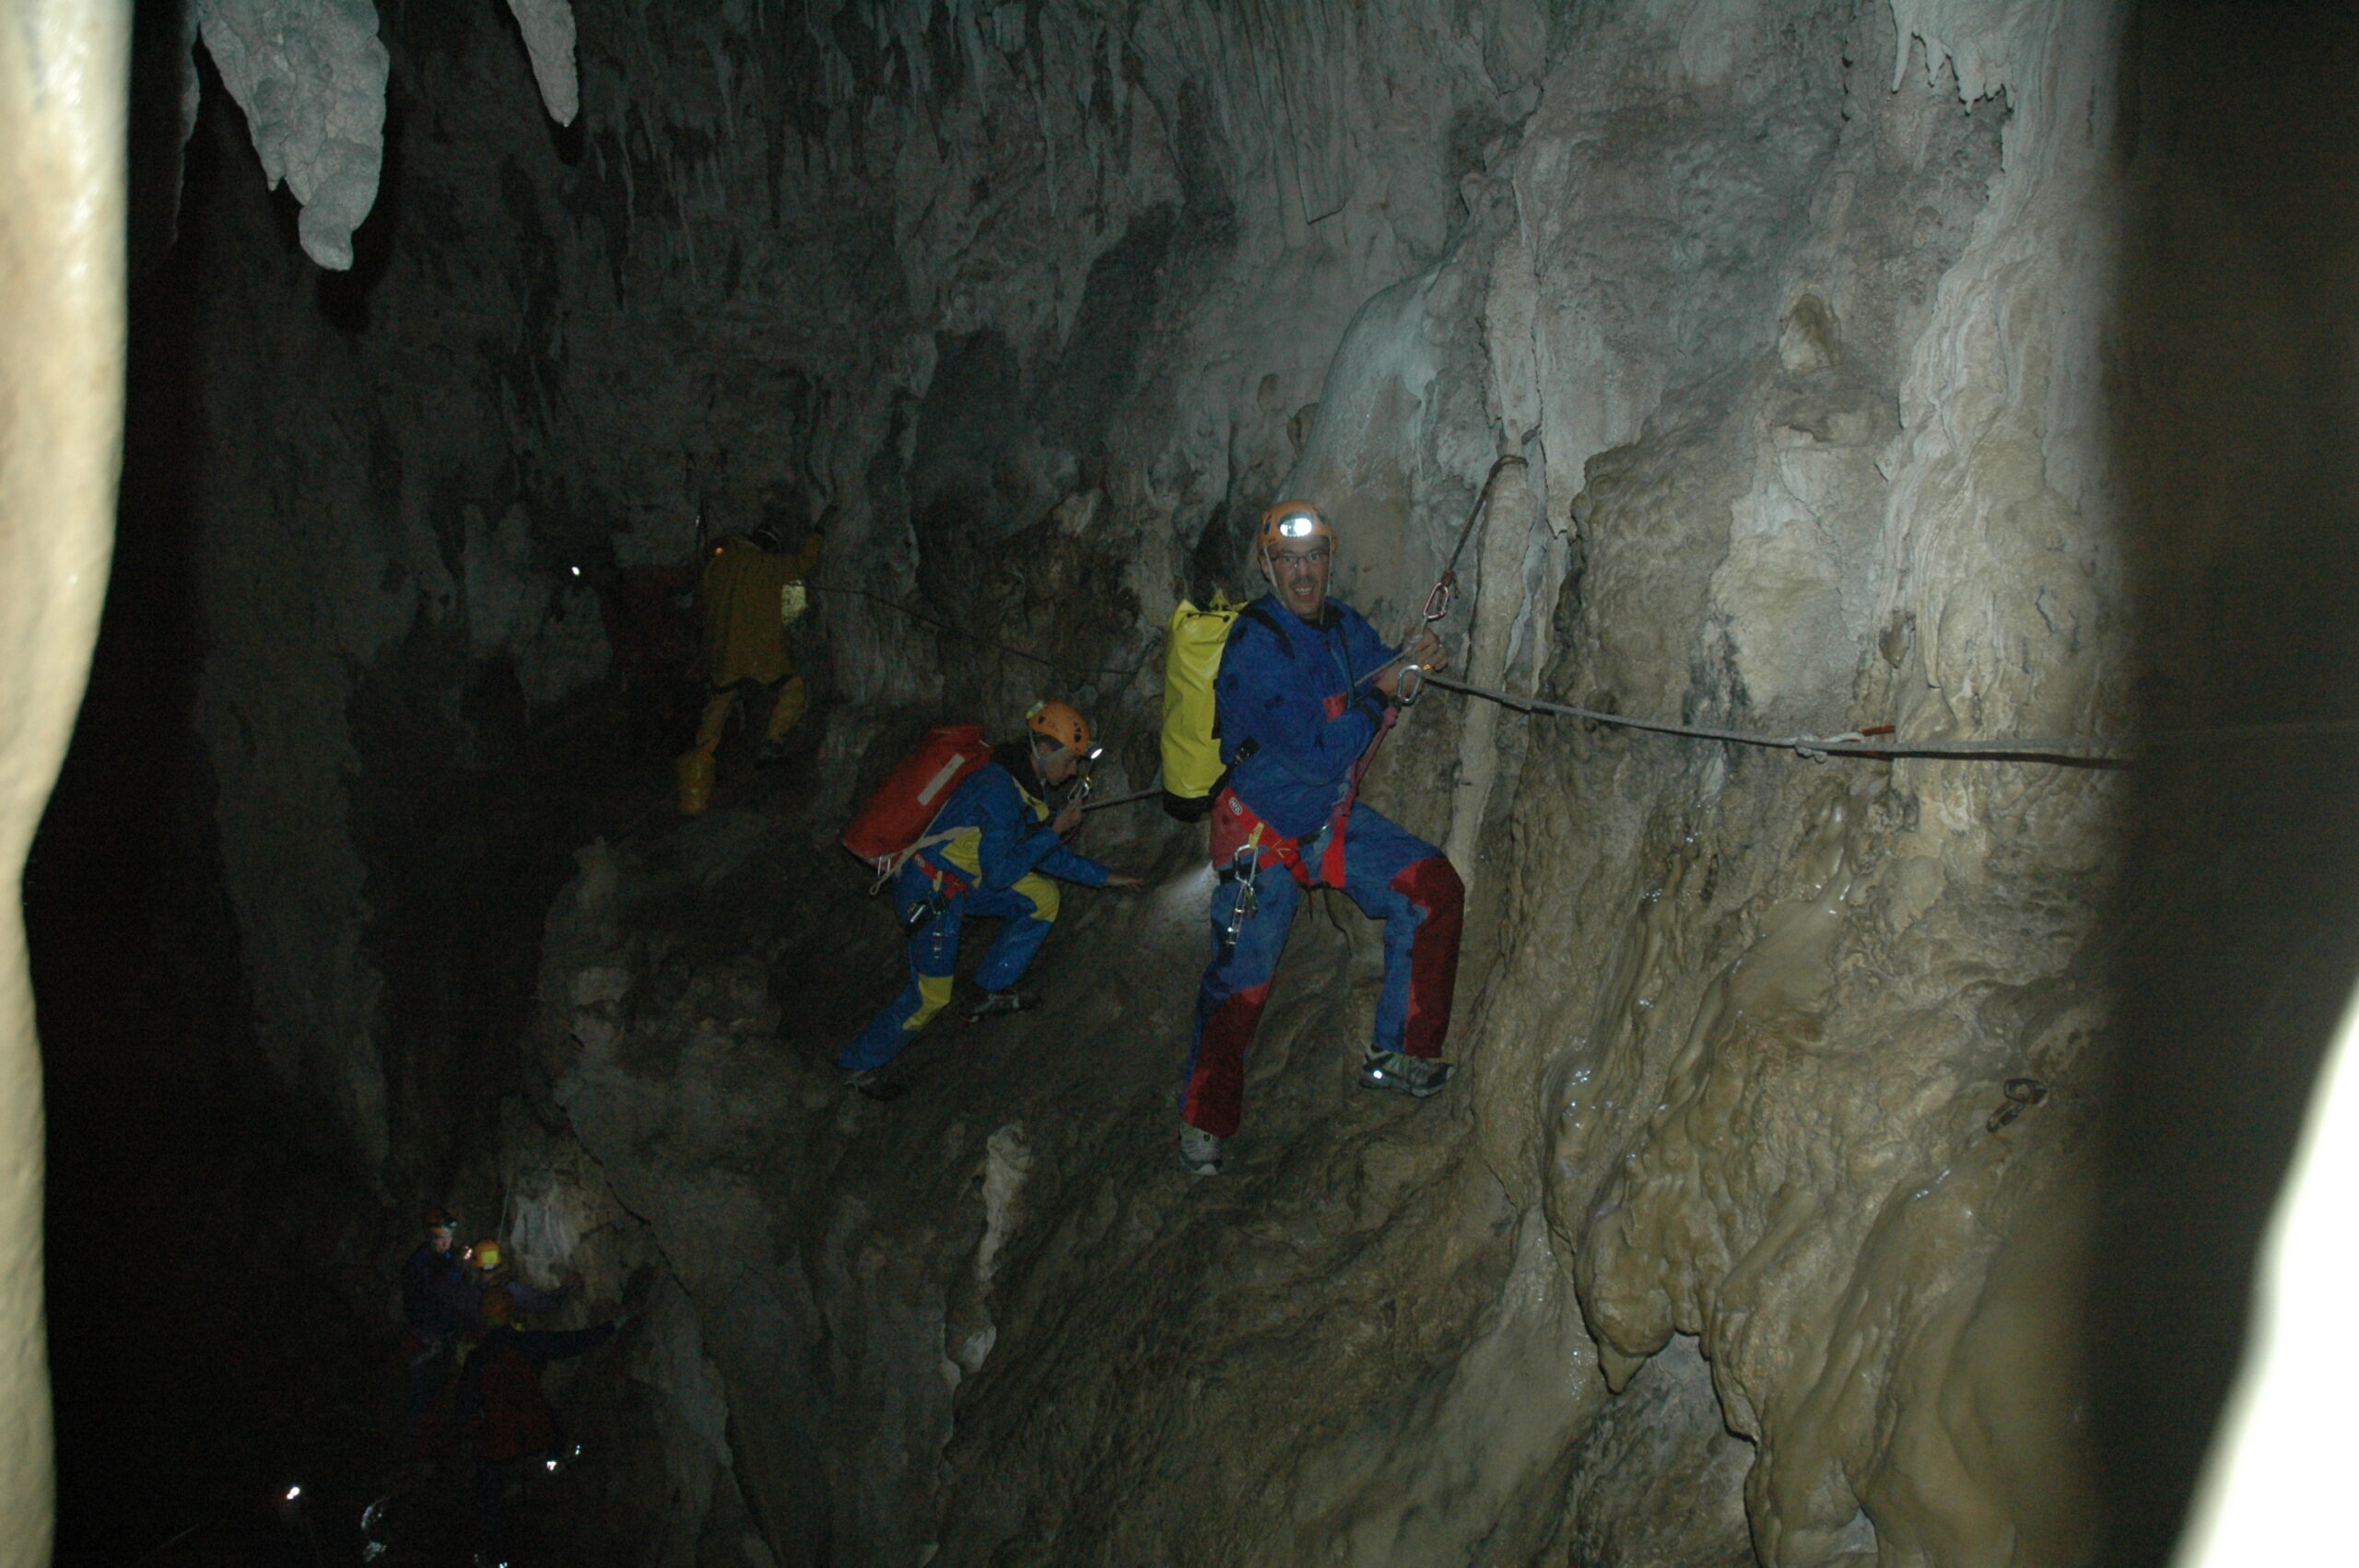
[1395,663,1426,707]
[1218,845,1260,961]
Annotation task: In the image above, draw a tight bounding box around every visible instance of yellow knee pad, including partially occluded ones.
[906,972,955,1030]
[1015,873,1060,922]
[765,674,810,743]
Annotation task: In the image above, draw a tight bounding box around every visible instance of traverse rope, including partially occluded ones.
[1079,785,1162,813]
[802,581,1156,679]
[797,571,2357,771]
[1419,672,2138,766]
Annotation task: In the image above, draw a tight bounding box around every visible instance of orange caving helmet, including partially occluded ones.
[424,1207,458,1234]
[1258,499,1334,554]
[479,1285,516,1327]
[1026,699,1092,756]
[474,1240,502,1270]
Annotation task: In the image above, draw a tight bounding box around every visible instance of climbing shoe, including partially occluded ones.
[963,987,1040,1021]
[1357,1047,1455,1098]
[839,1065,906,1103]
[1179,1123,1225,1177]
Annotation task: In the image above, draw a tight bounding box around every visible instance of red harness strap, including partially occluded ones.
[1320,704,1397,883]
[1217,689,1402,887]
[1211,790,1313,887]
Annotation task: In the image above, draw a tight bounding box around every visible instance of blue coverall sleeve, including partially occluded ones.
[971,771,1104,889]
[519,1322,616,1367]
[1219,618,1385,786]
[1036,843,1111,887]
[399,1251,435,1325]
[430,1269,478,1325]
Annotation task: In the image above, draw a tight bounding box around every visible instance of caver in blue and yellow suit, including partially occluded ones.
[839,741,1110,1071]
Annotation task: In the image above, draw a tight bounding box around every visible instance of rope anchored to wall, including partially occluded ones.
[1421,672,2359,766]
[1419,671,2138,766]
[804,575,2356,771]
[802,581,1156,680]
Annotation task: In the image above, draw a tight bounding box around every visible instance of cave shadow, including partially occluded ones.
[2094,6,2359,1564]
[27,10,421,1563]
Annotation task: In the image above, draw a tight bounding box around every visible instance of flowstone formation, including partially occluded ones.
[167,0,2155,1562]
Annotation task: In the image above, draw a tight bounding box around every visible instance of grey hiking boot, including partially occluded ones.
[839,1065,906,1102]
[1179,1123,1224,1176]
[1358,1047,1455,1098]
[964,987,1040,1021]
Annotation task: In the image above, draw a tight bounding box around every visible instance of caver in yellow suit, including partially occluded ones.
[694,527,823,758]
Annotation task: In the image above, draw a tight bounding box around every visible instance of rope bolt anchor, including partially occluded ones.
[1985,1076,2050,1134]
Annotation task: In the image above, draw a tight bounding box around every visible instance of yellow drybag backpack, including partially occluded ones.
[1161,592,1283,821]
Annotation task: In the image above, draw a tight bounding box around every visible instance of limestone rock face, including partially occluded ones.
[160,0,2159,1562]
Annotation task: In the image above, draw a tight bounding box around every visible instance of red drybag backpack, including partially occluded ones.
[842,724,992,876]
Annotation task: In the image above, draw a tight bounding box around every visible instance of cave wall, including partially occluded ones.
[181,0,1544,1191]
[157,0,2212,1563]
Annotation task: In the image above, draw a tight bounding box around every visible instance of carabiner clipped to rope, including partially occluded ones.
[1419,453,1523,629]
[1395,663,1427,708]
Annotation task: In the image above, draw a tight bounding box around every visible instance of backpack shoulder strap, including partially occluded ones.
[1231,598,1290,657]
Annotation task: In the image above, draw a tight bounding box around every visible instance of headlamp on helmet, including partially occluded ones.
[1257,499,1335,561]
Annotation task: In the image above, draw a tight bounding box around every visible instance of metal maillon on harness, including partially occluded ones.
[1218,841,1262,962]
[902,879,950,935]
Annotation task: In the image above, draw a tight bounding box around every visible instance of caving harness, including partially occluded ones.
[850,731,1091,937]
[898,766,1090,936]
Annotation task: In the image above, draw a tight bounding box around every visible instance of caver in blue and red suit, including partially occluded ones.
[839,701,1147,1095]
[1178,500,1462,1176]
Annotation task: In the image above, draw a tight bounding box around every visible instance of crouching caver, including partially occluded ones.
[1178,500,1464,1176]
[839,701,1145,1095]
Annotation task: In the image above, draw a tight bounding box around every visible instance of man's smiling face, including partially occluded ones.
[1265,538,1332,619]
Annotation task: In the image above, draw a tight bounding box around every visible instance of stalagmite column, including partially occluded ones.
[0,5,127,1560]
[1443,457,1533,890]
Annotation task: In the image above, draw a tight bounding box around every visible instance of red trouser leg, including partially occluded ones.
[1179,863,1302,1137]
[1391,854,1464,1058]
[1332,807,1465,1059]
